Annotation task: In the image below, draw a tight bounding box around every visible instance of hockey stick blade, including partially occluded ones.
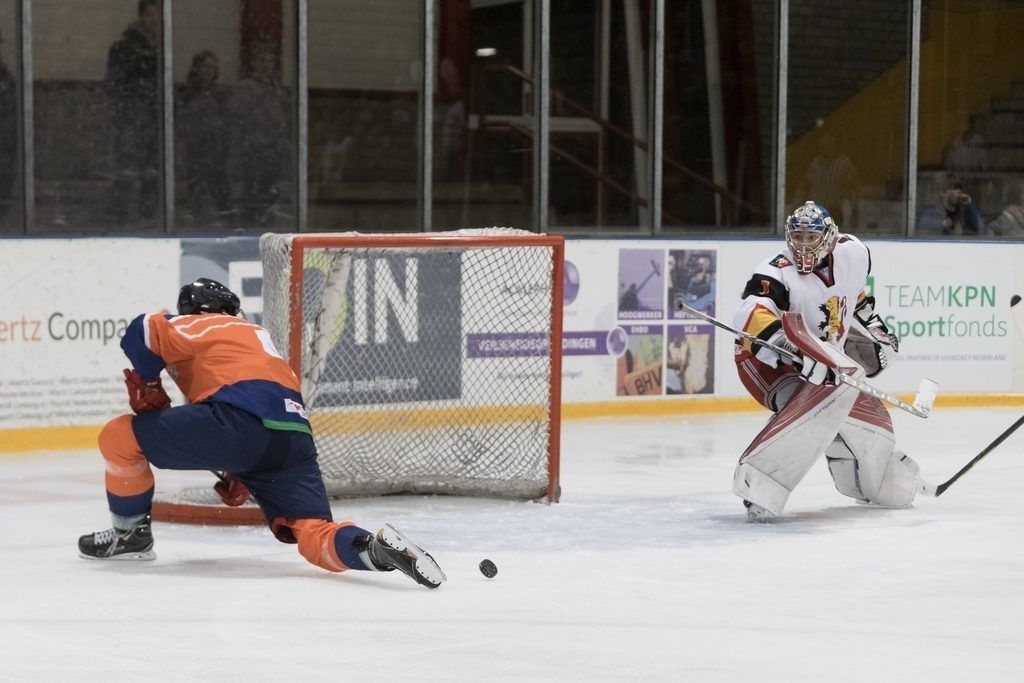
[1012,294,1024,340]
[918,413,1024,497]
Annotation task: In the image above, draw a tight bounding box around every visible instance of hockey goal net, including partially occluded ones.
[153,228,564,524]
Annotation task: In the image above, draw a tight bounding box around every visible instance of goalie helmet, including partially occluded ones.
[177,277,241,316]
[785,201,838,274]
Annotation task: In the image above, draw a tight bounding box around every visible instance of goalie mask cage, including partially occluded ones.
[152,228,564,525]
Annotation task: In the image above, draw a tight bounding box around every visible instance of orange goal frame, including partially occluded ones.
[153,231,565,524]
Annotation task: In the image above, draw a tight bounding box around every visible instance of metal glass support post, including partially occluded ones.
[297,0,308,231]
[161,0,174,232]
[532,0,549,233]
[906,0,921,238]
[649,0,663,234]
[19,0,33,232]
[418,0,434,231]
[773,0,789,235]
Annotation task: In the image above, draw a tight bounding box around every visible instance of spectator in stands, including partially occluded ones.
[916,173,983,236]
[232,42,287,227]
[179,50,232,228]
[0,30,16,225]
[796,131,857,228]
[438,57,468,181]
[987,180,1024,238]
[104,0,160,226]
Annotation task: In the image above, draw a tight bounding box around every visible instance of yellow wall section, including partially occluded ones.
[3,394,1023,453]
[0,425,101,454]
[916,3,1024,167]
[787,3,1024,207]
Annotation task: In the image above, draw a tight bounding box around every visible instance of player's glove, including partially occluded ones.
[855,296,900,353]
[213,472,252,506]
[123,368,171,414]
[861,312,899,354]
[797,355,833,385]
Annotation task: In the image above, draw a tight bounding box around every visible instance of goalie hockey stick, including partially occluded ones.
[919,295,1024,496]
[919,413,1024,497]
[675,300,937,418]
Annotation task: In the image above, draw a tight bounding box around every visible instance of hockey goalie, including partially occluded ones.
[731,201,918,520]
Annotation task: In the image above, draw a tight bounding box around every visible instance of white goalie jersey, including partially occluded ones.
[733,233,871,363]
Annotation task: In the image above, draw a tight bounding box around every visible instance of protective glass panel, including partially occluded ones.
[662,0,775,233]
[308,0,421,232]
[33,0,163,233]
[917,0,1024,239]
[431,0,533,230]
[174,0,297,232]
[786,0,908,236]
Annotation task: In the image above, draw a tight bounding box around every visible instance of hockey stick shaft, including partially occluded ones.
[920,413,1024,497]
[676,300,934,418]
[676,300,797,361]
[921,295,1024,495]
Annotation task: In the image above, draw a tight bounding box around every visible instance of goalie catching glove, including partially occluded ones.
[123,369,171,414]
[846,296,899,378]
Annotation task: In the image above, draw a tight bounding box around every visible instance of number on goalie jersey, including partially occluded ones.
[77,277,445,589]
[730,201,920,521]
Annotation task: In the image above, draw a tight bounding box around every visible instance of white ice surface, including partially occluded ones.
[2,408,1024,682]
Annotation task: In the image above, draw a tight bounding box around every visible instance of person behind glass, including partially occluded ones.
[0,30,16,224]
[987,180,1024,238]
[916,173,983,236]
[232,42,286,227]
[179,50,232,228]
[104,0,160,225]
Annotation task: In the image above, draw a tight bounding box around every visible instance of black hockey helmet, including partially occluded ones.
[177,277,241,316]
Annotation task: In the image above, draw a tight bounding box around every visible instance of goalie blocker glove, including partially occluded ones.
[797,354,833,385]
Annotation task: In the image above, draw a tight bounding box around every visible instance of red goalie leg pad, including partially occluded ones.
[98,414,155,516]
[292,519,356,573]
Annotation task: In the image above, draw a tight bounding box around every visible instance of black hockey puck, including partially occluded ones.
[1012,294,1021,307]
[479,558,498,578]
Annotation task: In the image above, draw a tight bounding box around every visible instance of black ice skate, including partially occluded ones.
[78,516,156,561]
[364,523,446,589]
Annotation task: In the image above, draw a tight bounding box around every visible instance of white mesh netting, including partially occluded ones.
[259,229,560,500]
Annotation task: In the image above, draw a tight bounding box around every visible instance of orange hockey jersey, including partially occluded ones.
[120,312,311,433]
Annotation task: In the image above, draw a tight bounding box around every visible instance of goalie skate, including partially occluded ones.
[744,500,775,523]
[367,523,447,589]
[78,516,156,561]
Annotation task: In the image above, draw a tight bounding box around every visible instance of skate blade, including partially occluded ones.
[381,523,447,588]
[79,549,157,561]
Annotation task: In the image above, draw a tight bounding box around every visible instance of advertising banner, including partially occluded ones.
[0,239,180,428]
[866,242,1016,392]
[563,239,1021,401]
[561,241,721,402]
[1,236,1021,440]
